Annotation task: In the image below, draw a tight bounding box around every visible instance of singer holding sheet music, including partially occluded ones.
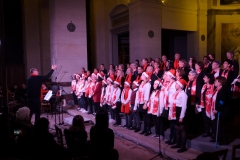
[26,65,57,122]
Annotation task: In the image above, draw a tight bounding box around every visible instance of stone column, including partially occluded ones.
[129,0,162,61]
[49,0,87,83]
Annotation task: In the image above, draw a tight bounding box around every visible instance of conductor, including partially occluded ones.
[26,65,57,122]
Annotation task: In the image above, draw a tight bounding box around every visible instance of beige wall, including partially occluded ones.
[90,0,130,69]
[22,0,41,77]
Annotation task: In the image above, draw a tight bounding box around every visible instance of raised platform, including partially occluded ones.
[66,109,240,160]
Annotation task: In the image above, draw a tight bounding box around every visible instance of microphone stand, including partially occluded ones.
[53,66,62,126]
[60,89,68,125]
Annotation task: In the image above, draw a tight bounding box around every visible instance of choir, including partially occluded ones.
[70,52,240,153]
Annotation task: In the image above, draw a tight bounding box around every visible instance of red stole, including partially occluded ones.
[221,69,229,79]
[169,90,181,120]
[200,84,214,118]
[164,81,174,109]
[186,79,197,105]
[121,88,131,114]
[148,90,160,115]
[174,60,179,69]
[125,74,132,82]
[210,87,220,120]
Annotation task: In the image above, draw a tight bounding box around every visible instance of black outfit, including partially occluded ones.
[185,80,198,134]
[196,70,205,104]
[12,119,34,158]
[26,69,54,122]
[33,131,71,160]
[131,70,138,82]
[90,126,118,160]
[232,59,239,78]
[113,101,121,125]
[212,87,229,144]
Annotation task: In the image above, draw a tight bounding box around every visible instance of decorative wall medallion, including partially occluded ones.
[201,35,205,41]
[148,30,154,38]
[67,22,76,32]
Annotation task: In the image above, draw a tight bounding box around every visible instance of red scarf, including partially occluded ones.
[186,79,197,105]
[147,90,160,115]
[200,84,214,118]
[106,84,113,105]
[121,88,131,114]
[100,87,106,106]
[232,82,240,99]
[143,64,148,71]
[125,74,132,82]
[138,82,146,104]
[221,69,229,79]
[164,81,174,109]
[111,88,119,109]
[169,90,181,120]
[160,62,166,71]
[30,74,37,77]
[174,60,179,69]
[210,87,221,120]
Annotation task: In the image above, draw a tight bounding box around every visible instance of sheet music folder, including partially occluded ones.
[44,90,53,101]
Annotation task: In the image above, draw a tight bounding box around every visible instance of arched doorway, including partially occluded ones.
[109,4,129,65]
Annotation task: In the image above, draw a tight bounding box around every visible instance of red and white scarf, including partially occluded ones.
[125,74,132,82]
[169,90,181,120]
[210,87,221,120]
[164,81,174,109]
[121,88,131,114]
[106,84,113,105]
[111,88,119,109]
[221,69,229,79]
[200,84,214,118]
[147,90,160,115]
[186,79,197,105]
[100,87,106,107]
[137,82,146,104]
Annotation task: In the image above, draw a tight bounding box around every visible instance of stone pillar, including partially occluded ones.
[129,0,162,61]
[22,0,41,76]
[187,0,208,60]
[49,0,87,83]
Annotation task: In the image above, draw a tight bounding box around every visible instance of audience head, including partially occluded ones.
[71,115,85,131]
[95,109,109,129]
[16,107,30,121]
[34,117,49,133]
[195,152,219,160]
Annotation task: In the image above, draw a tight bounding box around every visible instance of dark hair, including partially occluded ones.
[176,68,185,77]
[195,152,219,160]
[135,59,139,63]
[216,76,227,86]
[95,109,109,130]
[203,56,210,61]
[212,60,221,67]
[209,53,215,59]
[223,59,233,67]
[34,117,49,133]
[227,51,234,55]
[70,115,85,131]
[196,61,204,70]
[204,73,215,84]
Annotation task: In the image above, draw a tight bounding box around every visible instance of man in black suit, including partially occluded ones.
[26,65,57,122]
[226,51,239,78]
